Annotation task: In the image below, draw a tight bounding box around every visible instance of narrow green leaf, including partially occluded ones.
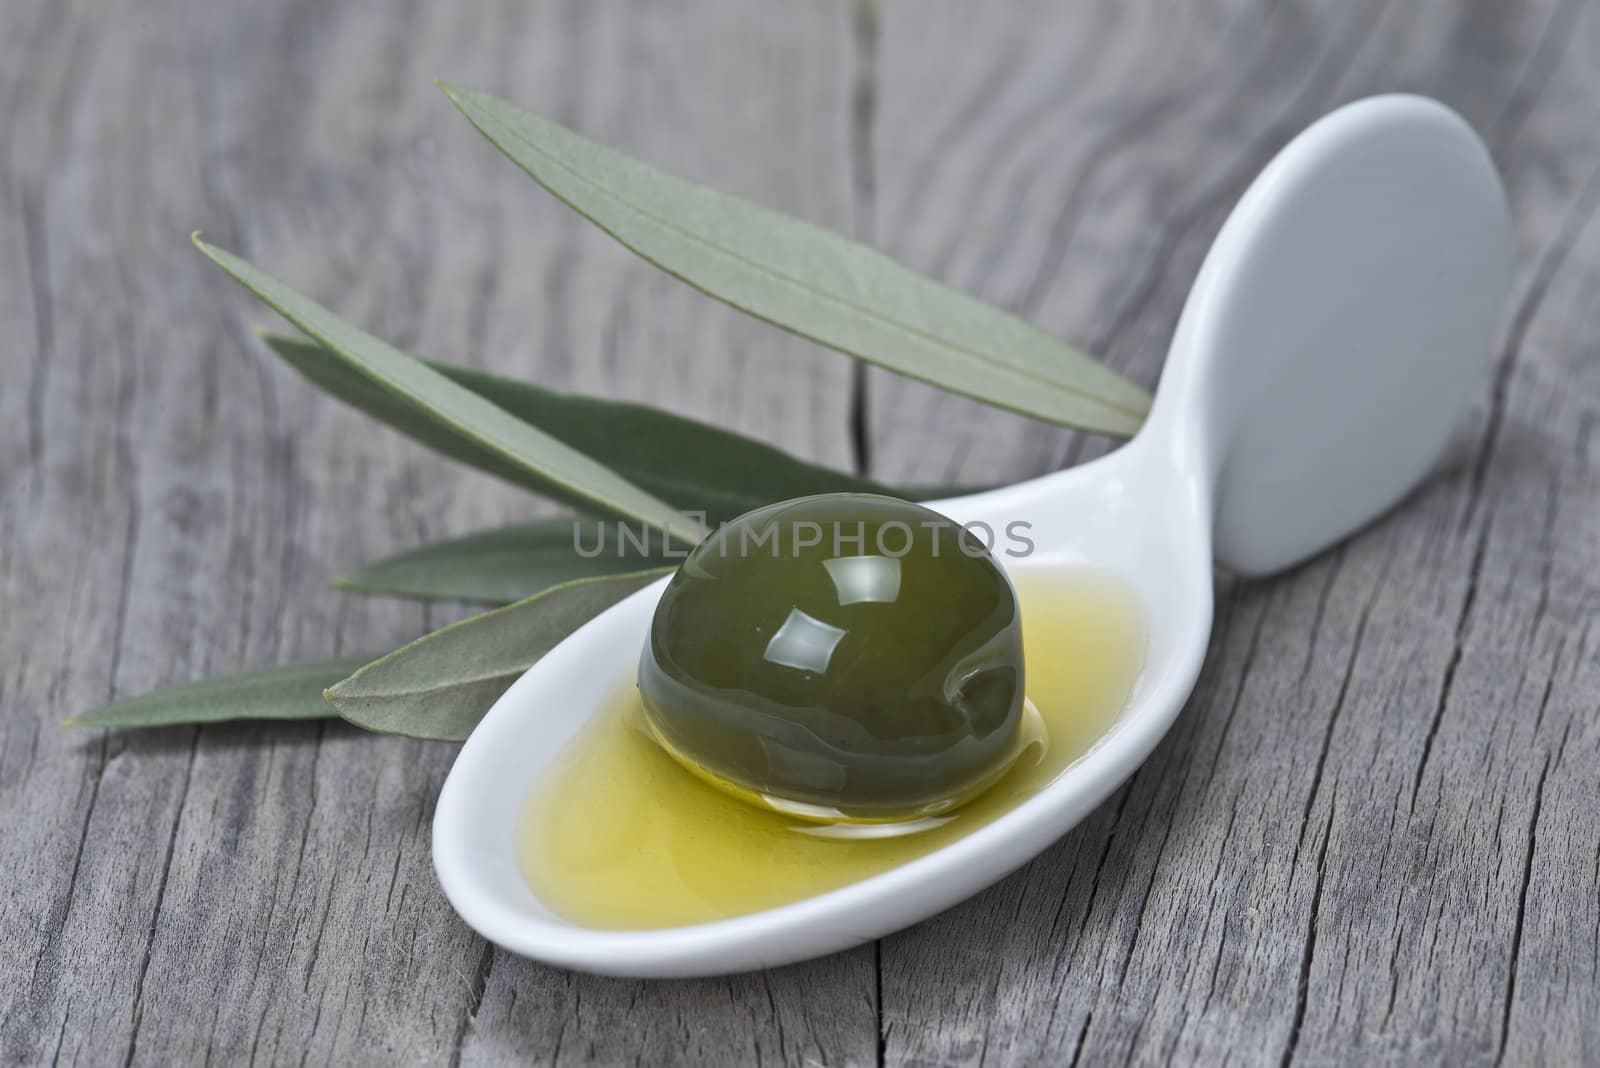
[193,237,702,544]
[65,657,370,729]
[262,332,899,524]
[439,82,1152,437]
[327,570,666,741]
[331,517,671,604]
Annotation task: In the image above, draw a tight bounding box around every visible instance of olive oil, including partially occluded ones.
[515,567,1145,930]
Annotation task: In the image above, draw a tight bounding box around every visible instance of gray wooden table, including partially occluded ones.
[4,1,1597,1064]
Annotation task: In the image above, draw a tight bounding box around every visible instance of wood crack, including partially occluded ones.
[1066,785,1136,944]
[1494,754,1552,1067]
[121,729,202,1068]
[1294,558,1382,867]
[1279,796,1339,1068]
[850,0,879,481]
[447,941,495,1068]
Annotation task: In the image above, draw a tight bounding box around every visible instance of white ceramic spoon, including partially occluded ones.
[432,94,1511,977]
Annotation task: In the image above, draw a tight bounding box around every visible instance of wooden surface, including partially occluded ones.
[2,0,1596,1063]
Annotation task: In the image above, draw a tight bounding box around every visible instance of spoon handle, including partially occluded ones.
[1139,95,1512,576]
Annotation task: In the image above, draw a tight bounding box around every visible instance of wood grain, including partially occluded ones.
[0,0,870,1064]
[2,0,1597,1065]
[865,0,1600,1064]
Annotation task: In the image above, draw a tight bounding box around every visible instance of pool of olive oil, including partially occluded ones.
[515,567,1145,929]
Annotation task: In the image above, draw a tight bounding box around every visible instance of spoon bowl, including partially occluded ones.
[432,94,1511,977]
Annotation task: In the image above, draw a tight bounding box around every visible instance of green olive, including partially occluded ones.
[637,493,1026,822]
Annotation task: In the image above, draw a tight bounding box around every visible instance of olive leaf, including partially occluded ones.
[331,517,672,604]
[440,82,1152,436]
[65,657,370,730]
[194,237,702,544]
[326,570,667,741]
[263,332,899,524]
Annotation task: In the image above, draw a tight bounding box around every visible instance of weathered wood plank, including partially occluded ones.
[866,0,1600,1064]
[0,0,872,1064]
[4,0,1598,1064]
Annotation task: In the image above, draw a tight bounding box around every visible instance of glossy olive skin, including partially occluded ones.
[638,494,1025,821]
